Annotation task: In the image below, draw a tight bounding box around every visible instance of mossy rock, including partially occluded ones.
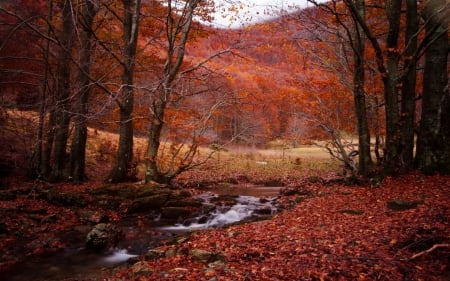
[190,249,226,263]
[127,193,169,213]
[46,188,88,207]
[339,209,365,215]
[387,199,422,211]
[85,223,123,251]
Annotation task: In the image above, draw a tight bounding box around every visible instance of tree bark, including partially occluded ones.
[399,0,419,171]
[416,0,449,173]
[29,0,53,179]
[70,0,97,183]
[106,0,141,183]
[48,0,74,182]
[383,0,402,172]
[352,0,372,176]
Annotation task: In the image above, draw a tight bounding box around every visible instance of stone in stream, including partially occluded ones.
[85,223,124,251]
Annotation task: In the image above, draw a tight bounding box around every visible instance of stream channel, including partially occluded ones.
[5,185,282,281]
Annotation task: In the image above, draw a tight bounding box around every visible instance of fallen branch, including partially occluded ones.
[410,244,450,260]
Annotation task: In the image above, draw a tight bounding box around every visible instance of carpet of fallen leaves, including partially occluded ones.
[111,173,449,281]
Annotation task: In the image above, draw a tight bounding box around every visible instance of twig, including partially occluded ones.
[410,244,450,260]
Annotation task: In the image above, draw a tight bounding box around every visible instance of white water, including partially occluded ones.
[161,195,277,232]
[102,249,138,264]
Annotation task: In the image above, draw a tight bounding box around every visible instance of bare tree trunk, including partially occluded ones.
[399,0,418,171]
[70,0,97,183]
[352,0,372,176]
[29,0,53,178]
[144,0,200,184]
[106,0,141,183]
[416,0,449,173]
[48,0,74,182]
[382,0,402,172]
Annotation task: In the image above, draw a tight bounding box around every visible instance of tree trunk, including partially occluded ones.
[145,99,169,183]
[352,0,372,176]
[70,0,97,183]
[383,0,402,172]
[144,0,200,184]
[106,0,140,183]
[48,0,74,182]
[416,0,449,173]
[29,0,53,179]
[399,0,418,171]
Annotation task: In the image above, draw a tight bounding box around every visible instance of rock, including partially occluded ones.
[46,188,88,207]
[387,199,421,211]
[78,210,109,223]
[254,206,273,215]
[339,209,365,215]
[136,186,170,198]
[127,193,169,213]
[161,207,193,220]
[165,199,203,208]
[210,194,238,206]
[191,249,226,263]
[85,223,123,251]
[171,189,192,200]
[131,261,153,275]
[145,248,166,260]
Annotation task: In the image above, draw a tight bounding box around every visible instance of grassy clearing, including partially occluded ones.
[1,109,340,183]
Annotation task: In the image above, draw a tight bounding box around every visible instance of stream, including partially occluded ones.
[3,185,282,281]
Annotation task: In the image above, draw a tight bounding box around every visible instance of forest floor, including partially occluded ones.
[0,113,449,280]
[0,165,449,281]
[110,171,450,281]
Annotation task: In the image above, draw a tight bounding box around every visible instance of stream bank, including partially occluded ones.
[1,183,282,281]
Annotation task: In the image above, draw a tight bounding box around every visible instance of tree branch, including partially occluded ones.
[410,244,450,260]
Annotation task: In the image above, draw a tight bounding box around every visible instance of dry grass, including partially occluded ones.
[1,109,340,182]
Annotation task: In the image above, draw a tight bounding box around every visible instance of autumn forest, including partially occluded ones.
[0,0,449,280]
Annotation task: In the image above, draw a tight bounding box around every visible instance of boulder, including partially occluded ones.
[85,223,123,251]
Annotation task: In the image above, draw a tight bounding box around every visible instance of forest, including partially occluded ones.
[0,0,449,280]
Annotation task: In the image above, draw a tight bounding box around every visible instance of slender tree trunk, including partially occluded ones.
[48,0,74,182]
[416,0,449,173]
[29,0,53,178]
[145,99,168,183]
[399,0,418,171]
[352,0,372,176]
[106,0,141,183]
[70,0,97,183]
[144,0,200,183]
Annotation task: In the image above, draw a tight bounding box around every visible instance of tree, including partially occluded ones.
[145,0,203,184]
[415,0,449,173]
[399,0,419,171]
[69,0,98,183]
[289,1,373,176]
[48,0,75,182]
[106,0,141,183]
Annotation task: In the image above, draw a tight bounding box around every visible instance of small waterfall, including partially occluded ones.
[161,194,278,232]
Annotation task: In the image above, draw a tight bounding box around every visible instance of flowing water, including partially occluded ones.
[3,185,282,281]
